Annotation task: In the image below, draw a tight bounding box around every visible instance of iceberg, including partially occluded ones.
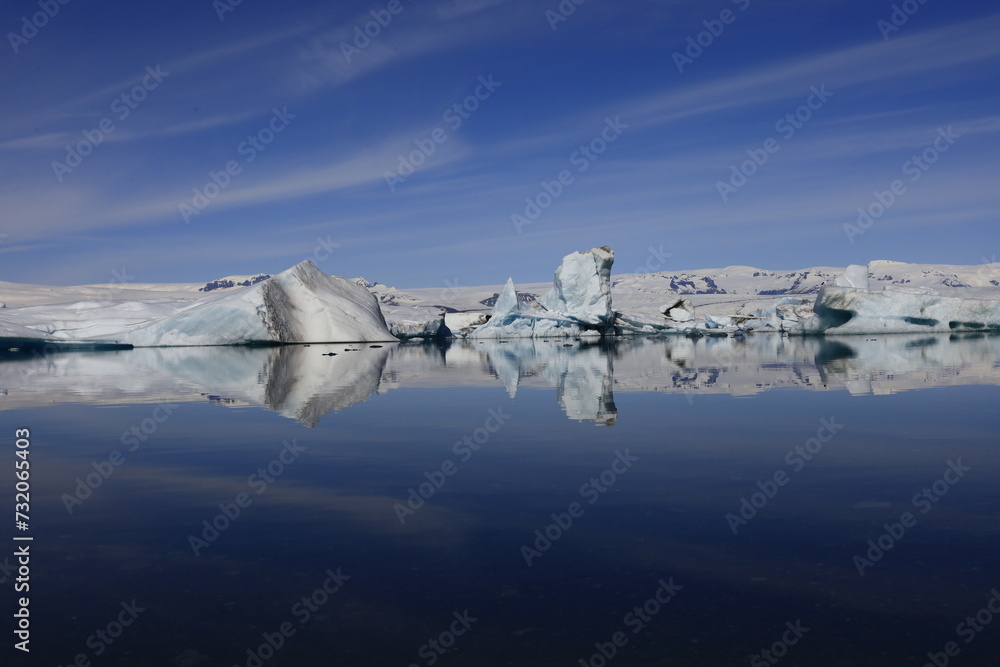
[472,247,615,338]
[538,246,614,326]
[833,264,870,290]
[0,261,396,347]
[382,306,449,339]
[793,265,1000,334]
[703,314,735,330]
[444,312,489,337]
[660,297,695,323]
[793,287,1000,334]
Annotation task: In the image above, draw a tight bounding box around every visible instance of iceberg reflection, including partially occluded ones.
[2,333,999,424]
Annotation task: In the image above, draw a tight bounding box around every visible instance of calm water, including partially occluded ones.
[2,334,999,666]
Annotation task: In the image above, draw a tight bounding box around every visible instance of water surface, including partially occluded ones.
[2,334,999,666]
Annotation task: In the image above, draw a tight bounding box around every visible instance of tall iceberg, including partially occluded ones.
[538,246,614,327]
[472,247,615,338]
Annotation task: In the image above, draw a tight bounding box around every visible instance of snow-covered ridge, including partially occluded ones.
[612,260,1000,297]
[198,273,271,292]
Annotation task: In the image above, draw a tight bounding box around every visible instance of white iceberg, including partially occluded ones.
[660,297,695,323]
[747,297,815,330]
[472,248,615,338]
[538,246,614,326]
[793,286,1000,334]
[703,314,735,330]
[444,312,490,337]
[0,261,396,346]
[834,264,870,290]
[789,263,1000,334]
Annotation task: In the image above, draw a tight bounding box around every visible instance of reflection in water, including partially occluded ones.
[7,332,1000,667]
[473,339,618,424]
[2,333,999,425]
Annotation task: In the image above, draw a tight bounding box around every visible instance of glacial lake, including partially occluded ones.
[3,333,999,666]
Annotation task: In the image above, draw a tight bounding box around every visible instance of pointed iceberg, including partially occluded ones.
[111,261,396,346]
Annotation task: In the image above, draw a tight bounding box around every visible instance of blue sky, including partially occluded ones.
[1,0,998,287]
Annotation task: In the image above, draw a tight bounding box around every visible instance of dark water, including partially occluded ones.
[2,334,999,666]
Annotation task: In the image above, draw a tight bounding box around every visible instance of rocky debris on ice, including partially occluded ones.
[472,248,616,338]
[199,273,271,292]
